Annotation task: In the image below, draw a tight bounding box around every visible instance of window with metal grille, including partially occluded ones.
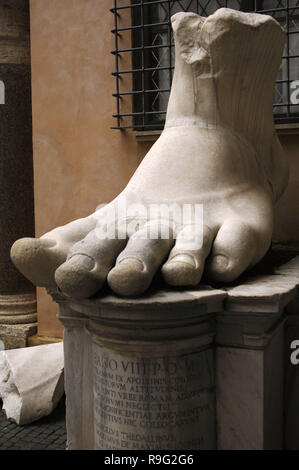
[111,0,299,130]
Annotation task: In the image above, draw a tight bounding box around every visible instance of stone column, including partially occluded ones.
[54,288,225,450]
[0,0,36,349]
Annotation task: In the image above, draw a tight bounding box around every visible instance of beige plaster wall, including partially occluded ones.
[29,0,299,338]
[30,0,151,337]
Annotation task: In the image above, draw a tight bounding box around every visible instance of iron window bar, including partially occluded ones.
[111,0,299,130]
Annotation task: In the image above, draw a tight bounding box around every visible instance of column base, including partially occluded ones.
[0,293,37,349]
[0,322,37,349]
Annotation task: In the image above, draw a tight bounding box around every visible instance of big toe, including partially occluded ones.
[10,237,65,287]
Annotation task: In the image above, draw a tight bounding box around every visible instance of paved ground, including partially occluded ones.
[0,396,66,450]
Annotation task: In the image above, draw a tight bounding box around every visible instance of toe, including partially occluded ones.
[55,229,127,299]
[54,254,98,299]
[107,258,147,297]
[162,225,215,286]
[108,221,174,297]
[162,253,199,286]
[206,218,267,283]
[10,237,66,287]
[10,213,99,287]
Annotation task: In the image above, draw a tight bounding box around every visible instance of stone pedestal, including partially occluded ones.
[284,299,299,450]
[51,254,299,450]
[217,277,293,449]
[275,257,299,449]
[56,288,225,450]
[0,1,36,348]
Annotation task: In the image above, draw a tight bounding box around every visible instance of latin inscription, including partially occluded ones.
[93,345,215,450]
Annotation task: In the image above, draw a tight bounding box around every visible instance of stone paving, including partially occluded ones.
[0,397,66,450]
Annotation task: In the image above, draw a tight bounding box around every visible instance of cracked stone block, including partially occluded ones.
[0,343,64,425]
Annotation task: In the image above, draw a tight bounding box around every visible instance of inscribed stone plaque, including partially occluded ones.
[93,343,215,450]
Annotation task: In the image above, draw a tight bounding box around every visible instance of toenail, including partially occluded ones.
[65,254,95,271]
[210,254,229,271]
[117,258,145,272]
[168,254,196,268]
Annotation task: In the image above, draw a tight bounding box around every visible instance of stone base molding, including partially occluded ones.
[0,294,37,349]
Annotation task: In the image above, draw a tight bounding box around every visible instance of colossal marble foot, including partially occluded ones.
[11,9,289,298]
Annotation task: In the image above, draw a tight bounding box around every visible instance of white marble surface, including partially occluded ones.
[217,321,284,450]
[63,322,94,450]
[11,9,288,300]
[0,343,64,425]
[55,253,299,450]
